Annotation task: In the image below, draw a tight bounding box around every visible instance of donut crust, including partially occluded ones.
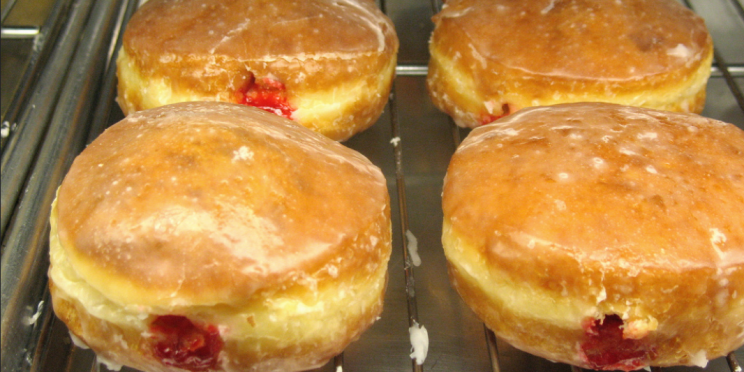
[116,0,399,141]
[49,102,392,371]
[442,103,744,369]
[427,0,713,128]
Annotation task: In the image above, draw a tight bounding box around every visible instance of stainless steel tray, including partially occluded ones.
[1,0,743,371]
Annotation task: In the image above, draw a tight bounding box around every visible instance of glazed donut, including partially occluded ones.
[427,0,713,128]
[116,0,399,141]
[48,102,392,372]
[441,102,744,370]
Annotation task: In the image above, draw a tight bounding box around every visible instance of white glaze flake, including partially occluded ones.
[406,230,421,267]
[409,321,429,365]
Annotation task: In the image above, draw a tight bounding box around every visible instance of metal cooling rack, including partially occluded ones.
[1,0,743,371]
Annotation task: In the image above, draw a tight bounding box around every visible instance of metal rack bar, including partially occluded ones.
[396,64,428,77]
[390,81,424,372]
[1,26,39,38]
[729,354,743,371]
[382,2,425,371]
[729,353,743,372]
[0,1,123,371]
[683,0,744,113]
[0,0,74,152]
[712,65,744,77]
[0,0,20,24]
[731,0,744,23]
[484,328,501,372]
[712,49,744,112]
[0,0,93,239]
[83,0,139,145]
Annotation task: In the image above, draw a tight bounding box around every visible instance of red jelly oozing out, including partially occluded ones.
[480,113,502,125]
[149,315,223,371]
[480,104,511,125]
[236,75,294,119]
[580,314,653,371]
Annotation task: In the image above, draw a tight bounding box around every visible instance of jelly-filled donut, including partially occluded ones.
[442,103,744,370]
[427,0,713,127]
[49,102,392,371]
[117,0,399,141]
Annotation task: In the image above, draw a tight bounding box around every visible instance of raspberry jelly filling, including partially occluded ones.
[236,74,295,119]
[580,314,655,371]
[480,103,512,125]
[149,315,223,371]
